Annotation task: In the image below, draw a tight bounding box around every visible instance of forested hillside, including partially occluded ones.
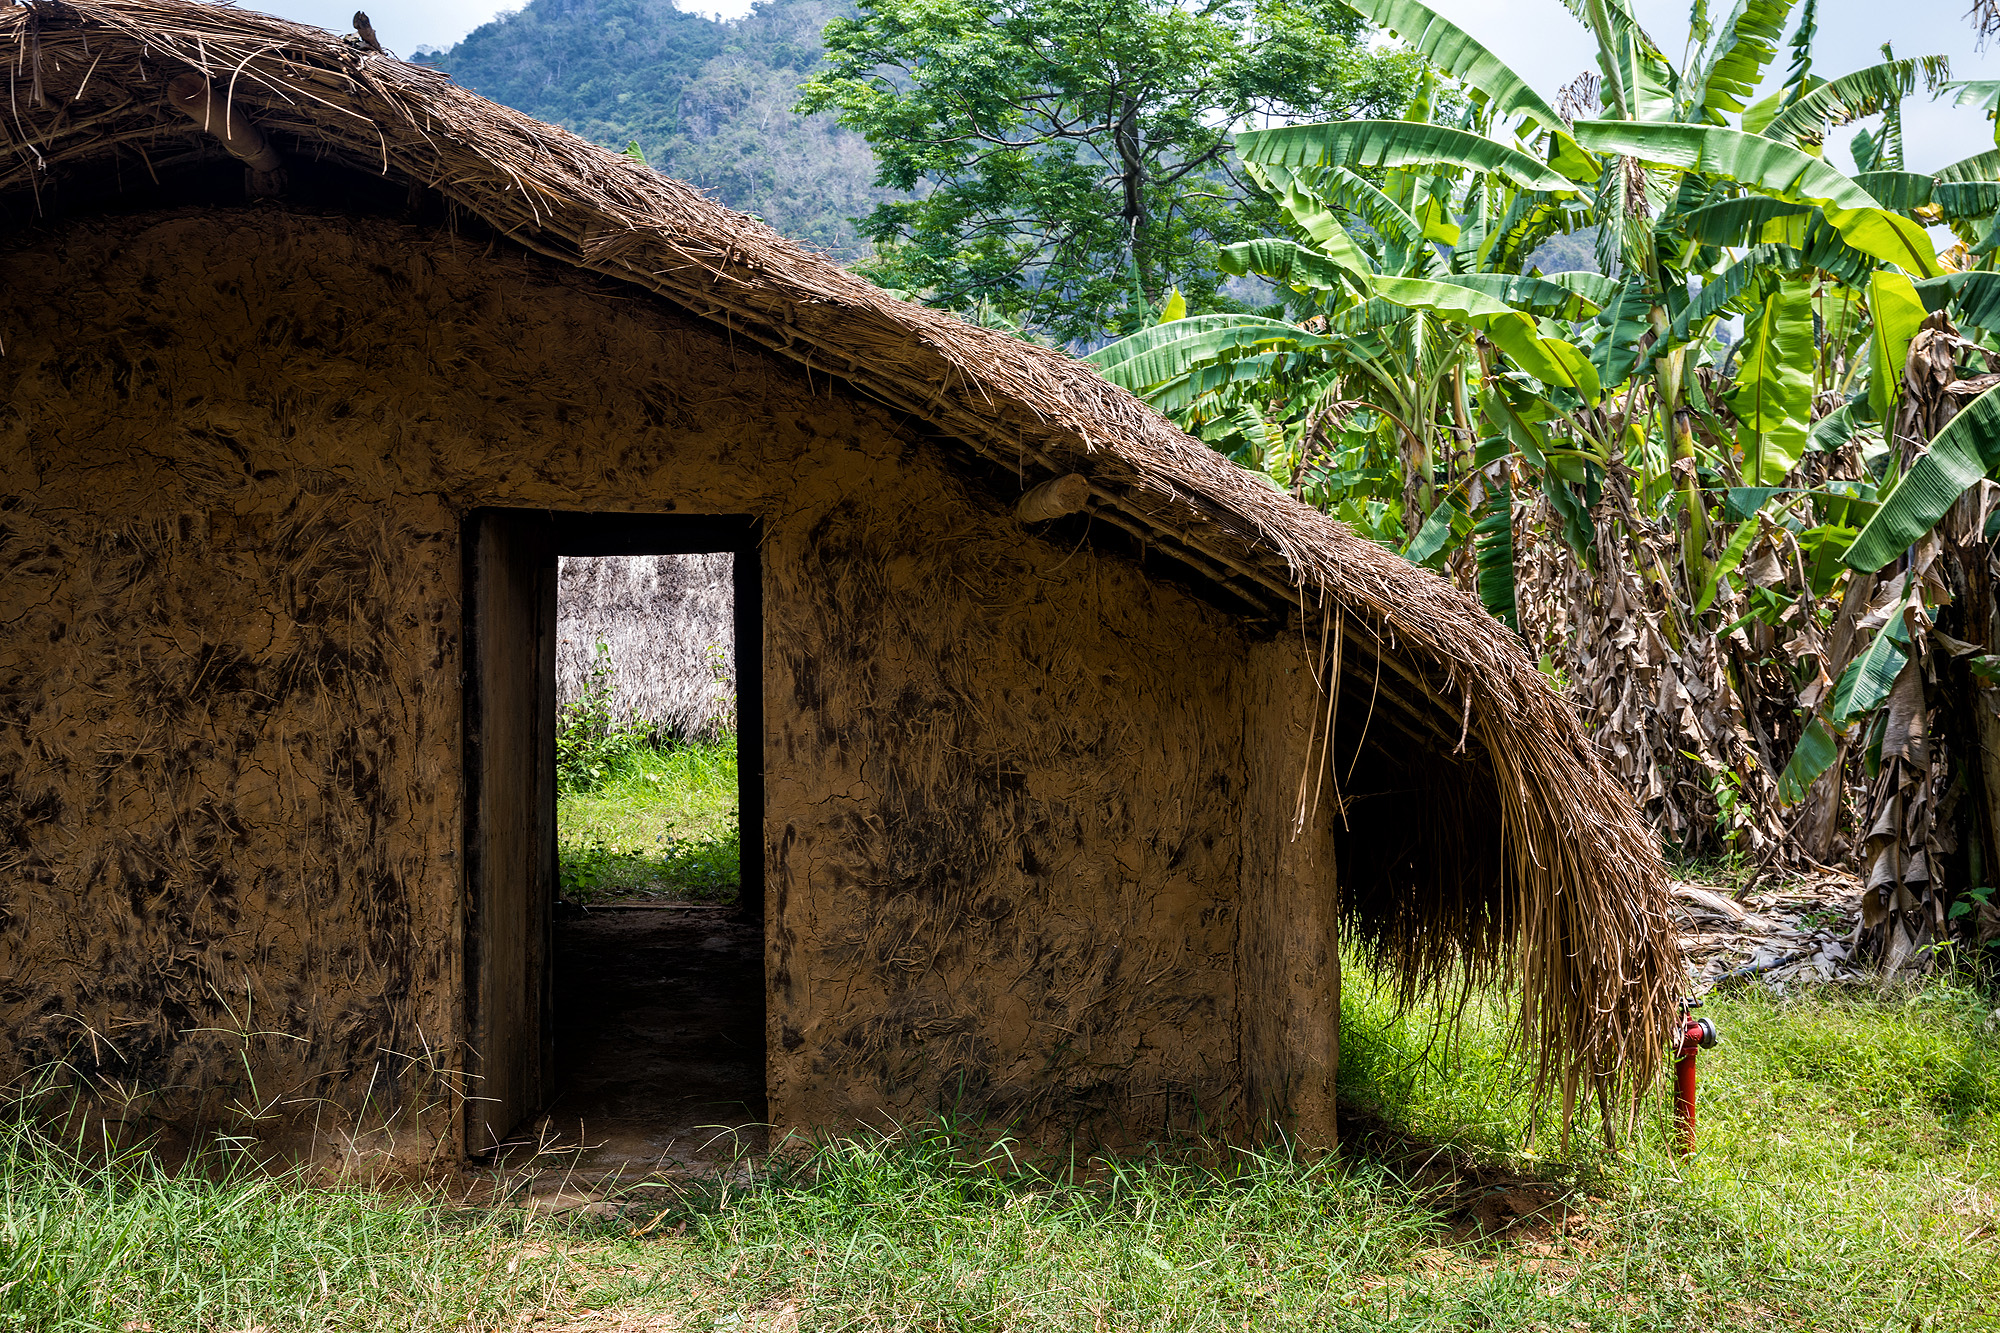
[417,0,891,257]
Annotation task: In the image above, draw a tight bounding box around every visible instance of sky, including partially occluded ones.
[258,0,1998,167]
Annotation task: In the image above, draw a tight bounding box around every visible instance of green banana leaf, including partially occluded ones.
[1693,0,1795,120]
[1914,271,2000,331]
[1810,401,1866,451]
[1286,164,1427,250]
[1730,278,1816,484]
[1867,270,1928,423]
[1474,479,1518,630]
[1776,715,1839,803]
[1571,119,1881,210]
[1247,164,1396,276]
[1217,237,1370,292]
[1088,315,1331,390]
[1403,493,1468,565]
[1237,120,1572,194]
[1644,247,1772,371]
[1830,613,1911,724]
[1427,272,1608,318]
[1852,169,1937,211]
[1590,271,1654,389]
[1934,180,2000,218]
[1816,205,1939,276]
[1695,517,1763,616]
[1369,275,1601,400]
[1935,148,2000,183]
[1761,56,1949,145]
[1343,0,1571,144]
[1844,381,2000,571]
[1676,195,1812,246]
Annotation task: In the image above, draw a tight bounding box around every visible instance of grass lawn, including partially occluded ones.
[556,737,739,905]
[538,974,2000,1331]
[14,965,1994,1331]
[7,868,1992,1320]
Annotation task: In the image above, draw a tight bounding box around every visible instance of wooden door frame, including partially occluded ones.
[461,510,763,1158]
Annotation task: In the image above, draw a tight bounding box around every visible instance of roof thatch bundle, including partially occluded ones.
[0,0,1680,1115]
[558,555,736,743]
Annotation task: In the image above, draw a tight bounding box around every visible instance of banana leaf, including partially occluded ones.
[1692,0,1795,120]
[1287,164,1428,250]
[1474,479,1518,630]
[1777,715,1839,803]
[1343,0,1575,150]
[1088,315,1331,389]
[1675,194,1812,246]
[1816,205,1939,276]
[1217,237,1369,292]
[1830,615,1911,724]
[1403,493,1468,565]
[1867,270,1928,423]
[1695,516,1763,616]
[1731,277,1816,484]
[1369,275,1601,400]
[1914,271,2000,331]
[1935,148,2000,183]
[1571,119,1881,210]
[1762,56,1949,144]
[1427,272,1609,318]
[1237,120,1572,194]
[1844,381,2000,571]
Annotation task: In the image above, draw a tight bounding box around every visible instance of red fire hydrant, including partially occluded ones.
[1673,1003,1721,1156]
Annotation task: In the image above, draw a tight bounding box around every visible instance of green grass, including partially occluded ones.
[16,968,1999,1329]
[546,971,2000,1331]
[556,736,739,905]
[0,1119,576,1332]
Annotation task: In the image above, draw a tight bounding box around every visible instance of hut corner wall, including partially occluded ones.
[1235,639,1341,1146]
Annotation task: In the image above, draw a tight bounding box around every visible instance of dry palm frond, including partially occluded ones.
[0,0,1680,1116]
[1972,0,2000,52]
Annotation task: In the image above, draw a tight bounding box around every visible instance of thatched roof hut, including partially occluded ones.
[0,0,1676,1162]
[556,554,736,742]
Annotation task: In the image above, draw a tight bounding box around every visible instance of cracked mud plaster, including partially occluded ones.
[0,209,1343,1162]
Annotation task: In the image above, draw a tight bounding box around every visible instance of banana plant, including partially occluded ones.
[1088,0,2000,903]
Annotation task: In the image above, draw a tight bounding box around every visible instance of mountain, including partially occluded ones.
[417,0,893,258]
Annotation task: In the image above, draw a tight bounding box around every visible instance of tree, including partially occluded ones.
[796,0,1423,342]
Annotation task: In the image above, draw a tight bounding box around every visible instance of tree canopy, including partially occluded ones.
[796,0,1424,342]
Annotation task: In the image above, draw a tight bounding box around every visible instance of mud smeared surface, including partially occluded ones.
[519,907,766,1170]
[0,207,1300,1160]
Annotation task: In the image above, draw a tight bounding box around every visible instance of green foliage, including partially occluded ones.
[1846,381,2000,572]
[556,641,660,794]
[796,0,1425,341]
[1237,118,1576,192]
[1728,276,1815,483]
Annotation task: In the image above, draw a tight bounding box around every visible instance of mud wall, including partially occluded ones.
[0,205,1331,1159]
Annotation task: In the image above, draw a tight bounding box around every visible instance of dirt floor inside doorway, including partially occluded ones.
[515,905,766,1177]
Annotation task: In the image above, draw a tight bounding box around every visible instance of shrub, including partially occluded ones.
[556,640,658,793]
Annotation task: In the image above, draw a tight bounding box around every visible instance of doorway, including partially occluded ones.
[463,511,765,1166]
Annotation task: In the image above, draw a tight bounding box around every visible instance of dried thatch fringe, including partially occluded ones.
[557,554,736,743]
[0,0,1681,1119]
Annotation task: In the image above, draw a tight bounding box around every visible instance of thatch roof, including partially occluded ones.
[0,0,1679,1116]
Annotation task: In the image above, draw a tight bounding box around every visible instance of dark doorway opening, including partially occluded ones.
[463,511,765,1168]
